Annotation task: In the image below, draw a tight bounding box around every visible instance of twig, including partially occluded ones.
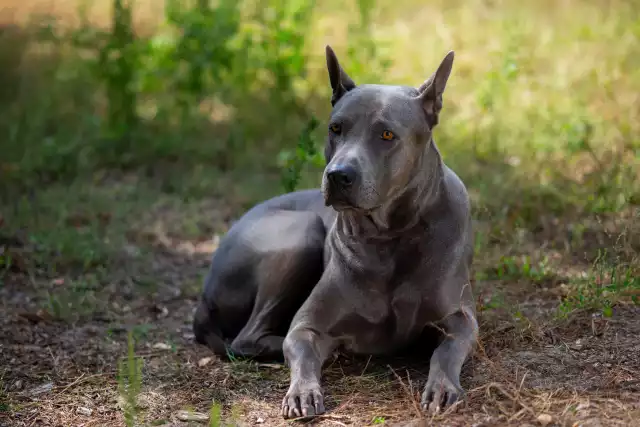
[54,373,110,395]
[289,414,350,425]
[360,355,372,376]
[388,365,422,418]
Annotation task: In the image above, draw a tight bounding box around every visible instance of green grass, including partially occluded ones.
[0,373,9,414]
[558,251,640,318]
[117,331,144,427]
[480,255,552,283]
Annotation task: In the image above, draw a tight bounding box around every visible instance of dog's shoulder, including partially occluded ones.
[441,165,471,221]
[424,165,472,248]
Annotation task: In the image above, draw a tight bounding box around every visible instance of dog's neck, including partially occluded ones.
[337,138,445,241]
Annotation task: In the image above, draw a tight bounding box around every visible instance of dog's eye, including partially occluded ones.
[329,124,341,134]
[381,130,395,141]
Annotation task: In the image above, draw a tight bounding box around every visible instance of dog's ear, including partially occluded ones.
[326,45,357,106]
[417,51,455,128]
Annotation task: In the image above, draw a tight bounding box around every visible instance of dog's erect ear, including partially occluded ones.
[417,51,455,128]
[326,45,357,106]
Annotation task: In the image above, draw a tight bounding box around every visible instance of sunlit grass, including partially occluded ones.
[1,0,638,215]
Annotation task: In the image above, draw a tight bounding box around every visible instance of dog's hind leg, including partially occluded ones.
[193,300,227,355]
[193,210,326,362]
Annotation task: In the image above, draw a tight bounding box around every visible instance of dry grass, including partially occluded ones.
[1,181,639,426]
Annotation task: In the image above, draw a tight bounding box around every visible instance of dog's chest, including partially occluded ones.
[330,232,445,354]
[335,261,441,355]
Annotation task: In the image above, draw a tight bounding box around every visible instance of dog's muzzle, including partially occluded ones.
[324,164,357,209]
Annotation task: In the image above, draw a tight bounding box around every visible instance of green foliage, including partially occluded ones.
[207,400,242,427]
[0,373,9,413]
[209,402,222,427]
[279,116,322,192]
[2,0,633,218]
[117,331,144,427]
[275,0,395,192]
[558,251,640,318]
[44,276,100,322]
[100,0,138,148]
[346,0,392,83]
[482,255,551,284]
[0,0,324,188]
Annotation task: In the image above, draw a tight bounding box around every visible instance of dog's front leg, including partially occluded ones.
[421,306,478,412]
[281,326,335,418]
[280,271,342,419]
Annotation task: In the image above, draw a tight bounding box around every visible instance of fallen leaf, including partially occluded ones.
[258,363,284,369]
[150,304,169,318]
[175,410,208,422]
[18,310,53,324]
[24,382,53,396]
[76,407,93,416]
[537,414,553,426]
[153,342,171,350]
[198,357,213,367]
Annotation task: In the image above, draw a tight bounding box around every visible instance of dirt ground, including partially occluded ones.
[1,183,639,427]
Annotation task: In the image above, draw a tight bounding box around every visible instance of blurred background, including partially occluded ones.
[0,1,639,425]
[2,0,637,211]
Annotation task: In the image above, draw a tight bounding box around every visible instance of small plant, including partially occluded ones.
[209,401,222,427]
[0,372,9,413]
[207,401,242,427]
[372,415,386,424]
[117,331,144,427]
[480,290,507,311]
[558,250,640,318]
[27,226,111,273]
[131,324,152,341]
[485,255,550,283]
[280,116,322,193]
[44,277,99,322]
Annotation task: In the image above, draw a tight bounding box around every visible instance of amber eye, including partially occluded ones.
[329,124,341,134]
[381,130,395,140]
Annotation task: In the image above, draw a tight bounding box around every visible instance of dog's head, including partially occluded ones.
[321,45,454,213]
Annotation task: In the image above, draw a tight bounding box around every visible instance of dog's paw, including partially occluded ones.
[421,371,464,414]
[281,380,325,419]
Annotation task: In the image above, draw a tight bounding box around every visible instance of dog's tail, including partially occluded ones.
[193,300,228,356]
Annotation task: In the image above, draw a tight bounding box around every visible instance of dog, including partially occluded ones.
[193,45,478,418]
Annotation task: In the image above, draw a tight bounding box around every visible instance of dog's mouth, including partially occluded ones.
[323,190,357,211]
[324,195,354,210]
[329,201,357,212]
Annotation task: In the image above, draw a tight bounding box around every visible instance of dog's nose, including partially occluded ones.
[327,165,356,188]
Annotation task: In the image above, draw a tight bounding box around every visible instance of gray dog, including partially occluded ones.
[193,45,478,418]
